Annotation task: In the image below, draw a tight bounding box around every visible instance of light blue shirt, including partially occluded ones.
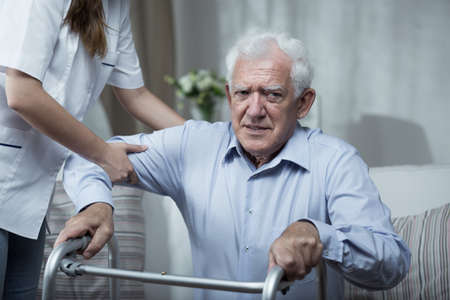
[64,120,411,300]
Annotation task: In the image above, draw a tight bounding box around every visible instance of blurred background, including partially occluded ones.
[94,0,450,169]
[83,1,449,298]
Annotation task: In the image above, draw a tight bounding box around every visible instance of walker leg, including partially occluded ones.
[42,235,120,300]
[107,236,120,300]
[42,236,91,300]
[317,260,327,300]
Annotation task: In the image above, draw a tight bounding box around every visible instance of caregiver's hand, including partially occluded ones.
[98,142,147,184]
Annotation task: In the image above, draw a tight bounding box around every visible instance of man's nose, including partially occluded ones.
[246,93,266,117]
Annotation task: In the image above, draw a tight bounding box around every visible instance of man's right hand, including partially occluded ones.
[54,202,114,259]
[268,221,323,281]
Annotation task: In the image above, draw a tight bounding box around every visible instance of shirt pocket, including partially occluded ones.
[0,126,29,197]
[101,49,119,69]
[94,37,119,95]
[101,30,120,70]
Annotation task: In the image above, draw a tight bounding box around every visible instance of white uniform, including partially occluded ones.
[0,0,144,239]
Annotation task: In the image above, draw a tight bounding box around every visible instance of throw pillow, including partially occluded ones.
[344,203,449,299]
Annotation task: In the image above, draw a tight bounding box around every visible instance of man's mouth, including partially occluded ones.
[243,124,270,133]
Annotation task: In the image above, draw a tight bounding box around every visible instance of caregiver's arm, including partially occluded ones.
[5,68,146,183]
[113,86,185,130]
[55,124,188,258]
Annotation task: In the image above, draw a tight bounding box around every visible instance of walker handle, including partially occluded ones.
[42,236,327,300]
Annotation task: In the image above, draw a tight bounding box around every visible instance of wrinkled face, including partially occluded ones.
[227,49,304,161]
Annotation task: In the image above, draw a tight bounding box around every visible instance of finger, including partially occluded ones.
[276,250,305,281]
[268,251,277,273]
[104,166,122,183]
[54,231,70,248]
[302,243,313,268]
[292,255,306,281]
[124,143,148,153]
[311,242,324,265]
[54,222,89,248]
[272,250,298,281]
[82,226,112,259]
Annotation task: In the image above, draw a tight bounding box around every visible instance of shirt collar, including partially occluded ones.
[276,123,311,171]
[222,122,311,171]
[223,126,243,162]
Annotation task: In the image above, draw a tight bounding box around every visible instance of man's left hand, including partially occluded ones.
[268,221,323,281]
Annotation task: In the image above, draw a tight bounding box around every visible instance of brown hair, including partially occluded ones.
[63,0,107,58]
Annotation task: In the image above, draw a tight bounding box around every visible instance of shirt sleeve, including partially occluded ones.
[0,0,64,81]
[63,152,114,214]
[302,147,411,290]
[106,0,144,89]
[63,124,186,213]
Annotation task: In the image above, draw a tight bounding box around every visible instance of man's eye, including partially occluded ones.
[266,92,283,102]
[235,90,249,97]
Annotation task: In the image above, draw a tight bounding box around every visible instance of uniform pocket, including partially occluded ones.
[101,31,119,68]
[96,47,119,91]
[101,51,118,68]
[0,126,29,196]
[0,126,28,149]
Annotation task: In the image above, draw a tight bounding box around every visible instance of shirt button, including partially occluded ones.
[248,209,253,215]
[245,246,249,252]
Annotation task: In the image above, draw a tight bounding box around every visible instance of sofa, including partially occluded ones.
[37,164,449,299]
[344,164,449,300]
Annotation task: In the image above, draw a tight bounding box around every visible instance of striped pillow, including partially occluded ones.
[344,203,449,299]
[37,182,145,300]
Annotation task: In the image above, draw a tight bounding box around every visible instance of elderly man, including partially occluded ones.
[56,32,410,299]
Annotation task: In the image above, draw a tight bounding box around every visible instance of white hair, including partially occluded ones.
[225,30,314,98]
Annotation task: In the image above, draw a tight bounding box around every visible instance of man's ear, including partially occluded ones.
[225,83,232,107]
[296,88,316,119]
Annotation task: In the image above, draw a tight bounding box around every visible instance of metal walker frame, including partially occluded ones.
[42,236,326,300]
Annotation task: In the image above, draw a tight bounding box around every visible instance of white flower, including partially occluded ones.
[197,69,209,78]
[176,90,184,99]
[179,75,194,94]
[196,76,214,91]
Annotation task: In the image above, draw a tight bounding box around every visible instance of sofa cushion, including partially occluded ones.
[37,182,145,299]
[369,164,450,217]
[344,203,449,299]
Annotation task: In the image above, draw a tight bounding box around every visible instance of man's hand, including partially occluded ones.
[54,203,114,259]
[268,221,323,281]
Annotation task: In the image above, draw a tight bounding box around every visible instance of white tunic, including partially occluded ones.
[0,0,144,239]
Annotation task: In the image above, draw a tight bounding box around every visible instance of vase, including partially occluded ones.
[190,105,214,122]
[198,105,214,122]
[189,96,216,122]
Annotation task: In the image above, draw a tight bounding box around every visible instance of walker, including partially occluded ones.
[42,236,326,300]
